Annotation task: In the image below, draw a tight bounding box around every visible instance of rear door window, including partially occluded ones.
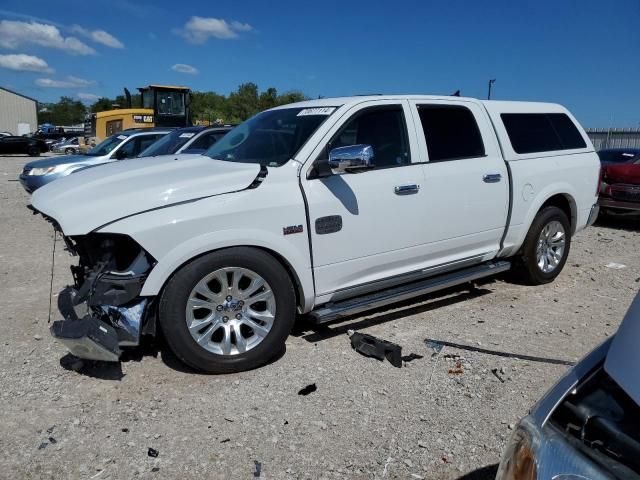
[501,113,586,154]
[417,105,485,162]
[135,134,165,156]
[185,131,226,152]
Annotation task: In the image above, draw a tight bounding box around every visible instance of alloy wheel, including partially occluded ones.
[185,267,276,356]
[535,220,566,273]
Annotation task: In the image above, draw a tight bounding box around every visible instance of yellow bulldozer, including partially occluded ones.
[84,85,191,143]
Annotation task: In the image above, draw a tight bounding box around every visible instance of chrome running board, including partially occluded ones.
[308,260,511,324]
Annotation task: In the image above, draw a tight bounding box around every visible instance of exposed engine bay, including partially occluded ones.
[551,367,640,478]
[51,232,156,362]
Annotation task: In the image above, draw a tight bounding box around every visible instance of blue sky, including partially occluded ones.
[0,0,638,127]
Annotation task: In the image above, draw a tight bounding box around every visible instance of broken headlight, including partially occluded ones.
[496,425,538,480]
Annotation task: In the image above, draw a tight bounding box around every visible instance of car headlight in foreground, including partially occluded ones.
[28,166,56,176]
[496,426,537,480]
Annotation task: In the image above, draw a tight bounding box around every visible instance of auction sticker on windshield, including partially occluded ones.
[117,135,127,140]
[179,133,196,138]
[297,107,336,116]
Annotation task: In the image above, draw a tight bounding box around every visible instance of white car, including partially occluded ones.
[20,128,172,192]
[31,95,600,373]
[51,137,80,155]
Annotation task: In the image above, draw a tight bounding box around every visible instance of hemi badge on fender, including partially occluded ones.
[283,224,304,235]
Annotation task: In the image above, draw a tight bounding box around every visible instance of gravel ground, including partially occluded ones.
[1,153,639,480]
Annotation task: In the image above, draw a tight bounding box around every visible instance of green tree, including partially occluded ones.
[38,96,86,125]
[276,90,306,106]
[90,97,114,112]
[227,82,259,123]
[190,91,228,124]
[259,87,278,111]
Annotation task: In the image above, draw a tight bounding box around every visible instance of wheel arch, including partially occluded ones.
[144,243,313,313]
[539,193,577,234]
[502,186,579,258]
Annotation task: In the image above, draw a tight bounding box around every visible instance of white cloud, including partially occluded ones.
[0,54,53,72]
[230,21,252,32]
[177,16,253,43]
[171,63,198,74]
[35,76,95,88]
[77,92,100,102]
[0,20,95,55]
[71,25,124,49]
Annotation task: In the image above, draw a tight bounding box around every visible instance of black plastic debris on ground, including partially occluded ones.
[147,447,159,458]
[254,460,262,478]
[220,438,231,443]
[401,353,424,363]
[491,368,506,383]
[298,383,317,396]
[349,332,402,368]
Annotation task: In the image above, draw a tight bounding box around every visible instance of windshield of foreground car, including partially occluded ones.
[85,134,126,156]
[205,107,337,166]
[138,129,198,157]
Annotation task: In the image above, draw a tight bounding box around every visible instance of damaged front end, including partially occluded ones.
[51,233,156,362]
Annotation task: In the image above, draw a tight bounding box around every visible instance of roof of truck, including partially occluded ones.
[271,95,566,112]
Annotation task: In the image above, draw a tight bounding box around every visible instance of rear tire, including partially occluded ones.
[27,146,40,157]
[516,206,571,285]
[159,247,296,373]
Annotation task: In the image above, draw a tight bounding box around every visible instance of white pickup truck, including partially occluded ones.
[30,95,600,373]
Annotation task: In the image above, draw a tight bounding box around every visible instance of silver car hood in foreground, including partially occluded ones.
[31,154,261,235]
[605,291,640,406]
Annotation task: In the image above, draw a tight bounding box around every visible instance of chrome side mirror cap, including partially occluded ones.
[328,144,374,174]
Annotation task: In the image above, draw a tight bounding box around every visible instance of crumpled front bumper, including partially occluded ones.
[48,234,155,362]
[52,286,149,362]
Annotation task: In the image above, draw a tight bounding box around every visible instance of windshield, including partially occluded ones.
[86,134,126,156]
[157,91,185,115]
[205,107,337,166]
[139,130,197,157]
[598,150,639,164]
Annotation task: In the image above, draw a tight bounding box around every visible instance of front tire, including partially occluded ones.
[65,147,76,155]
[27,146,40,157]
[159,247,296,373]
[517,206,571,285]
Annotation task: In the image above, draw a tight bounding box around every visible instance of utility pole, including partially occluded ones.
[487,79,496,100]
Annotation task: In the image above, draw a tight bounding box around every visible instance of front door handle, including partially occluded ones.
[483,173,502,183]
[394,184,420,195]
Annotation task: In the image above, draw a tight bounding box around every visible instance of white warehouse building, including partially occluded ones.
[0,87,38,136]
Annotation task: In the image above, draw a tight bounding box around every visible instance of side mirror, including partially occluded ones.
[114,149,127,160]
[328,144,374,174]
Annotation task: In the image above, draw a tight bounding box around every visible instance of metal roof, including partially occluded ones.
[0,86,38,104]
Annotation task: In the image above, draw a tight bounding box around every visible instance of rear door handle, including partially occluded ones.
[483,173,502,183]
[394,184,420,195]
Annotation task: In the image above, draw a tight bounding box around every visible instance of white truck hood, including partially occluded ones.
[605,291,640,406]
[31,154,261,235]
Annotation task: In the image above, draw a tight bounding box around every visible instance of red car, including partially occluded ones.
[599,148,640,213]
